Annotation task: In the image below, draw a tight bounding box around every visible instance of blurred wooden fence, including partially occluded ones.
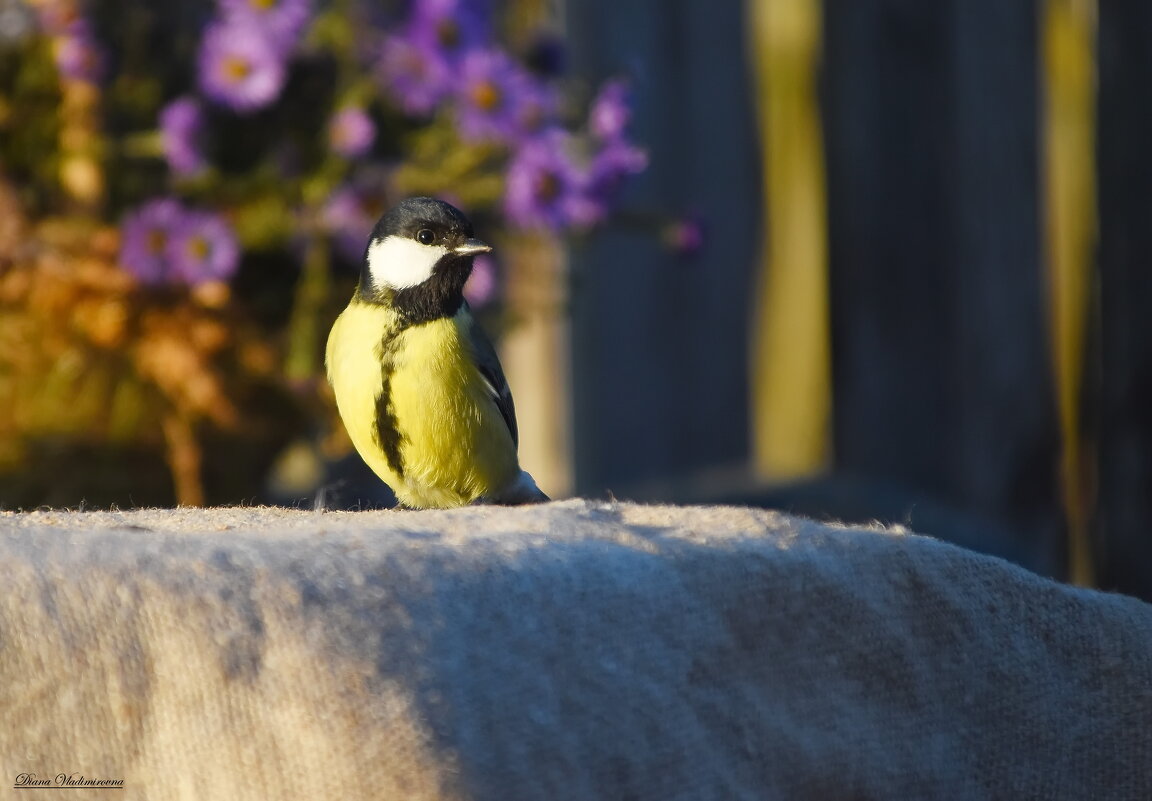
[1095,0,1152,601]
[565,0,1152,599]
[819,0,1061,579]
[565,0,762,495]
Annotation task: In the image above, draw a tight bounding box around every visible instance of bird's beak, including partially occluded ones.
[453,238,492,256]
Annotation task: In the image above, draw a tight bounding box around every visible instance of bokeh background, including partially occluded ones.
[2,0,1148,602]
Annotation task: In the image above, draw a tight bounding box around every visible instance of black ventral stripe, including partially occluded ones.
[373,333,406,479]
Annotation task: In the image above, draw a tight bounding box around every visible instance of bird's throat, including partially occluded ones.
[359,257,472,326]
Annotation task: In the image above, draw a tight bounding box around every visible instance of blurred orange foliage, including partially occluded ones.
[0,178,289,505]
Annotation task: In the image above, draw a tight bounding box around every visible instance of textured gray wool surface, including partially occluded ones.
[2,500,1151,800]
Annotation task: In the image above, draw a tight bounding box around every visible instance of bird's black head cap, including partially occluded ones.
[357,197,487,324]
[369,196,475,244]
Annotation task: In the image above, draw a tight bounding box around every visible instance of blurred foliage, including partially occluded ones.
[0,179,298,506]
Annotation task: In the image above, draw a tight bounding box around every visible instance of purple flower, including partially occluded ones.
[51,20,103,83]
[328,107,376,158]
[582,79,646,214]
[120,200,241,286]
[198,21,286,112]
[589,79,632,140]
[377,0,490,116]
[322,185,375,262]
[455,49,529,142]
[119,199,185,286]
[514,77,558,140]
[663,214,705,257]
[216,0,311,53]
[464,252,498,307]
[407,0,488,62]
[504,132,601,231]
[377,34,453,115]
[160,97,207,176]
[587,137,648,199]
[168,210,240,285]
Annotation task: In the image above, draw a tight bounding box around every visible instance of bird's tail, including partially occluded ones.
[483,470,550,506]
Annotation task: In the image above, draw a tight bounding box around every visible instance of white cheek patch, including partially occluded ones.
[366,235,449,290]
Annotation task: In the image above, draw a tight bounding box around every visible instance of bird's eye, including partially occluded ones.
[416,229,436,245]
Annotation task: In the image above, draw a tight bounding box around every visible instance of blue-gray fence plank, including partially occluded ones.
[565,0,762,495]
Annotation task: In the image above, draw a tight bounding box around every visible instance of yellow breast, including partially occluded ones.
[326,300,519,508]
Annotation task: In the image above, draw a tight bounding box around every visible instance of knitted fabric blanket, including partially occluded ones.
[2,500,1149,800]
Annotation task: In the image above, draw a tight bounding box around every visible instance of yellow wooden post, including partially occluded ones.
[747,0,831,479]
[498,235,572,499]
[1043,0,1097,585]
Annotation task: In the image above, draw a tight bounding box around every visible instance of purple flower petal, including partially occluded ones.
[322,185,375,263]
[168,211,240,285]
[663,213,705,257]
[377,34,453,115]
[583,79,646,211]
[464,253,498,307]
[198,21,287,113]
[408,0,488,62]
[328,106,376,158]
[455,48,530,143]
[50,20,103,83]
[119,199,185,286]
[589,79,632,140]
[160,96,207,176]
[514,77,559,140]
[216,0,311,53]
[587,137,648,199]
[504,131,601,231]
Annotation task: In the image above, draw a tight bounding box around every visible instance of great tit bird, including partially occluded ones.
[326,196,549,509]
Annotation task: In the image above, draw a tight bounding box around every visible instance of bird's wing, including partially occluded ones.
[464,308,519,449]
